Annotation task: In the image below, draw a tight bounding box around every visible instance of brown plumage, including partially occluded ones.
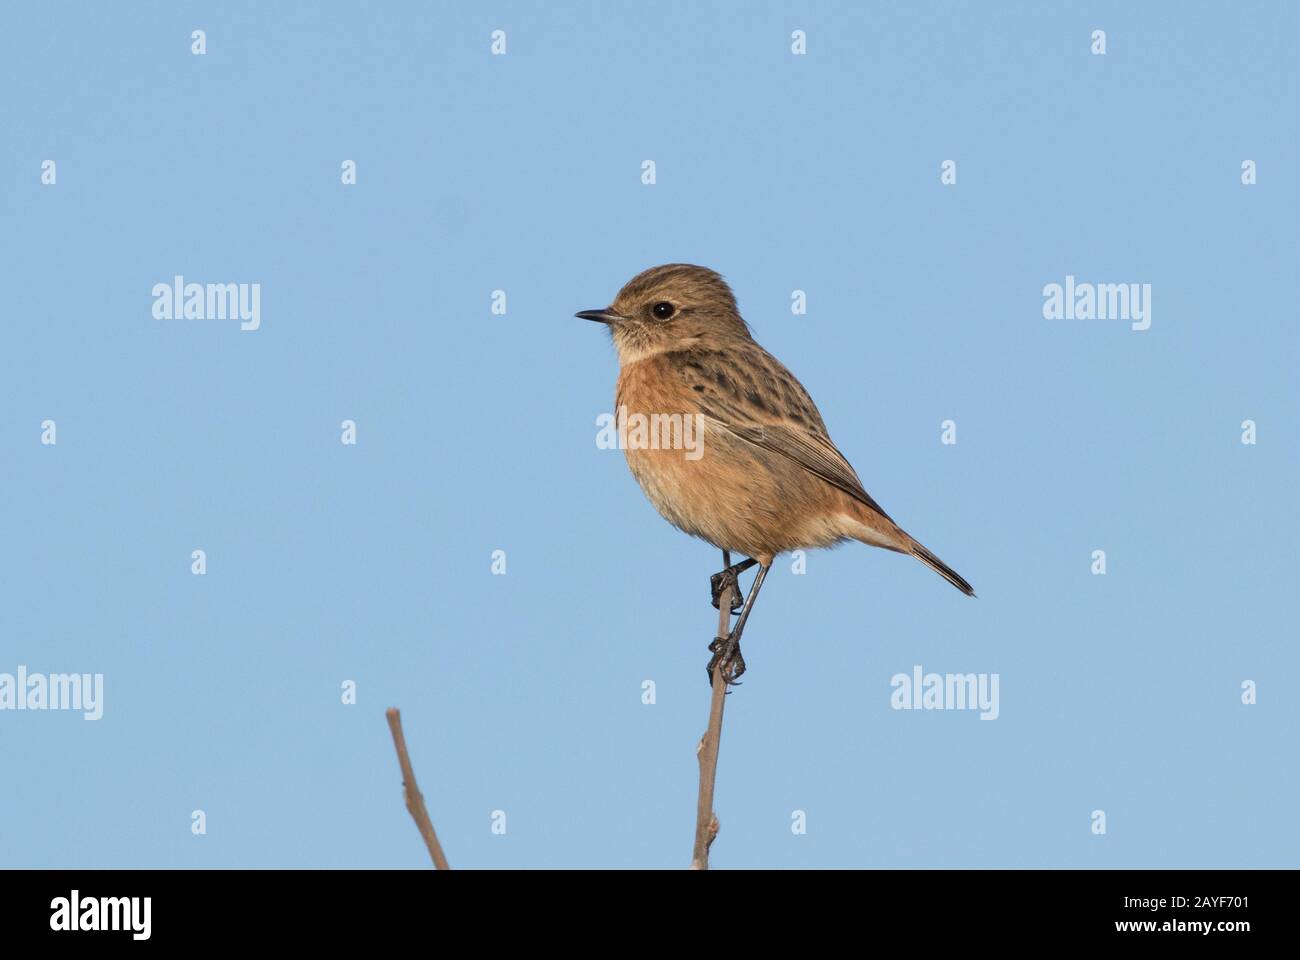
[579,263,974,597]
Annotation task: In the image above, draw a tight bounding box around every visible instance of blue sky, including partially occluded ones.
[1,1,1296,868]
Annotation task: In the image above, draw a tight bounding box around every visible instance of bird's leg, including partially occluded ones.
[707,563,771,686]
[710,555,757,614]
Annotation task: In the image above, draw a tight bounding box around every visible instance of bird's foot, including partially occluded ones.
[710,569,744,614]
[710,559,755,614]
[706,633,746,687]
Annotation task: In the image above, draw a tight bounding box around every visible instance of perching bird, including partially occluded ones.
[577,264,973,683]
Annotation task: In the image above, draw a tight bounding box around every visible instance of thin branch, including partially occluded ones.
[385,707,451,870]
[691,571,735,870]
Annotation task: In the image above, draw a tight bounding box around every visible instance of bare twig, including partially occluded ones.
[691,563,735,870]
[385,707,451,870]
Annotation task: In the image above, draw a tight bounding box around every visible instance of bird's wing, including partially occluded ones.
[673,340,894,521]
[704,416,894,522]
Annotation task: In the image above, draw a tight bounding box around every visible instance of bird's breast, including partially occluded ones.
[614,355,702,419]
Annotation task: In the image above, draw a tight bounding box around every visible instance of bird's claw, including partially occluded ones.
[706,634,746,687]
[710,569,745,614]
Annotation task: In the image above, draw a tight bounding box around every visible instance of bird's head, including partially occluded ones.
[576,263,750,363]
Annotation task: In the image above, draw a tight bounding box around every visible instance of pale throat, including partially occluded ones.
[612,331,703,366]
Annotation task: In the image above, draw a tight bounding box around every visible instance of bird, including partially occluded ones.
[576,264,973,684]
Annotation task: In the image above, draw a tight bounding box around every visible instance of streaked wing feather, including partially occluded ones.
[670,339,895,523]
[703,416,894,522]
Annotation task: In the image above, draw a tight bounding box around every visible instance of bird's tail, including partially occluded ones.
[841,506,975,596]
[906,538,976,597]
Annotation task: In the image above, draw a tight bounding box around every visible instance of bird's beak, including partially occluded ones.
[575,308,625,325]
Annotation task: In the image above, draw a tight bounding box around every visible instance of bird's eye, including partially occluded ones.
[652,301,676,320]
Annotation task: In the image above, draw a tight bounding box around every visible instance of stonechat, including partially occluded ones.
[578,264,973,682]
